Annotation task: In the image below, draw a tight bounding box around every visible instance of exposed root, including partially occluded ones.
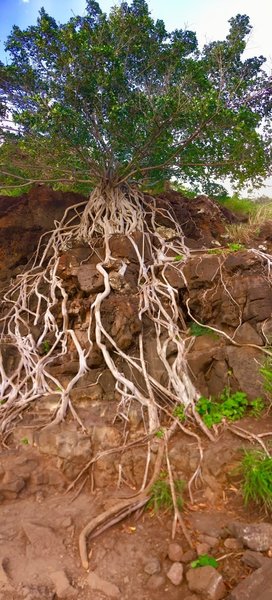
[79,438,165,570]
[0,183,203,437]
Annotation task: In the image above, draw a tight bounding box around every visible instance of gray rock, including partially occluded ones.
[199,535,219,548]
[228,522,272,552]
[144,557,161,575]
[50,570,76,598]
[166,562,183,585]
[146,574,165,590]
[168,542,183,562]
[224,537,243,551]
[77,264,104,293]
[187,566,226,600]
[87,571,120,598]
[226,560,272,599]
[196,542,211,556]
[241,550,271,569]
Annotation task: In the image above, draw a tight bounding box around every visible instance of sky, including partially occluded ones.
[0,0,271,195]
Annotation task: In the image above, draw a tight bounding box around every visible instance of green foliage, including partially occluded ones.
[227,242,245,252]
[189,322,216,337]
[21,437,29,445]
[196,388,263,428]
[42,340,51,354]
[260,359,272,397]
[239,450,272,511]
[147,473,184,512]
[155,428,164,439]
[173,405,186,422]
[0,4,271,191]
[249,397,265,417]
[218,194,258,216]
[173,254,184,262]
[191,554,218,568]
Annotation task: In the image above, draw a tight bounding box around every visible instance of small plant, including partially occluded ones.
[196,388,262,428]
[249,397,265,417]
[227,242,245,252]
[173,254,184,261]
[260,359,272,398]
[42,339,51,354]
[173,405,186,422]
[21,437,29,445]
[147,473,184,512]
[189,322,216,337]
[191,554,218,568]
[239,450,272,511]
[155,428,164,439]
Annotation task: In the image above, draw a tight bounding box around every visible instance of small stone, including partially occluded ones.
[224,537,243,551]
[146,574,165,590]
[166,562,183,586]
[50,570,76,598]
[196,542,211,556]
[144,557,161,575]
[228,522,272,552]
[180,549,197,563]
[187,566,226,600]
[199,535,219,548]
[168,542,183,562]
[87,571,120,598]
[241,550,270,569]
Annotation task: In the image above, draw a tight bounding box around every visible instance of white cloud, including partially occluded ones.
[22,0,30,3]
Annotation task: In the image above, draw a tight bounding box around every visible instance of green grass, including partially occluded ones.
[260,359,272,398]
[147,473,184,513]
[240,450,272,511]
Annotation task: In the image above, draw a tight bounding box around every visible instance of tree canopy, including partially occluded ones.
[0,0,271,193]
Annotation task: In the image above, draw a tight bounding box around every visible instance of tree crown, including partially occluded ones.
[0,1,271,193]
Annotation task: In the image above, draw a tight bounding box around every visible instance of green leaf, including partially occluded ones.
[191,554,219,569]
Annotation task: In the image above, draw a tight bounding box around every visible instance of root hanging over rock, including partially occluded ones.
[0,184,203,437]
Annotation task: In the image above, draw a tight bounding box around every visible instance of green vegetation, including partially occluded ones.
[155,428,165,439]
[239,450,272,511]
[42,340,51,354]
[173,254,184,262]
[189,322,217,337]
[173,405,186,422]
[227,242,245,252]
[0,4,271,193]
[191,555,219,569]
[196,389,264,428]
[147,473,184,512]
[20,437,29,445]
[260,359,272,398]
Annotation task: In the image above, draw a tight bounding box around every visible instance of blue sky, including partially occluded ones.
[0,0,271,66]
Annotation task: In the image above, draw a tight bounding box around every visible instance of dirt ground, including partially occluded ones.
[1,414,271,600]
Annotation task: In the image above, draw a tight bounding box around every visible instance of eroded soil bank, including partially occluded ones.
[0,187,272,600]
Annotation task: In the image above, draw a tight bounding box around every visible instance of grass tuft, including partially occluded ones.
[240,450,272,512]
[147,473,184,512]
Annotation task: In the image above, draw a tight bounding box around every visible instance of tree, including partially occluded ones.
[1,2,272,562]
[0,3,271,192]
